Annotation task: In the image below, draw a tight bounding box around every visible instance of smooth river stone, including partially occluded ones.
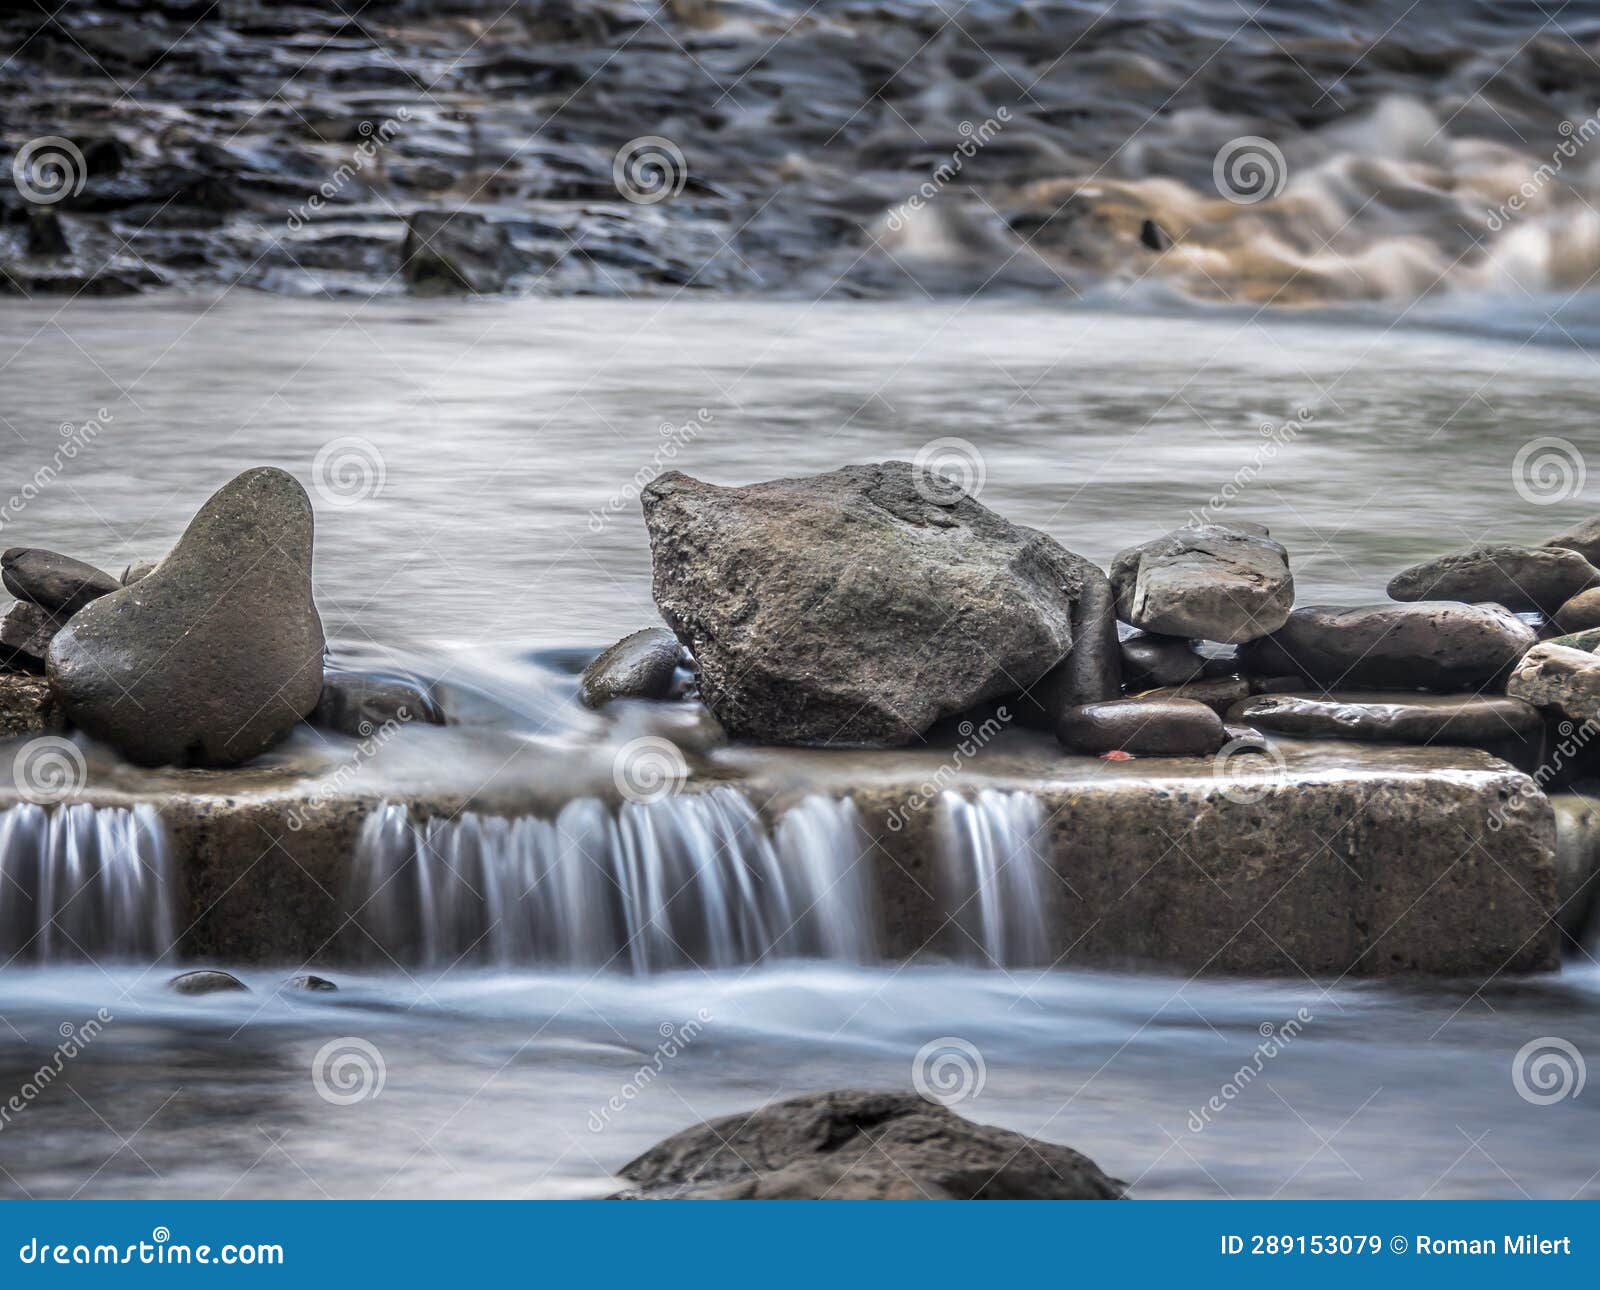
[1118,631,1237,688]
[578,627,685,708]
[1131,676,1250,716]
[641,462,1106,745]
[1228,691,1545,771]
[47,467,326,767]
[1506,628,1600,723]
[1239,602,1536,691]
[1056,696,1225,755]
[1551,586,1600,634]
[1387,543,1600,614]
[1,547,119,616]
[1110,523,1293,644]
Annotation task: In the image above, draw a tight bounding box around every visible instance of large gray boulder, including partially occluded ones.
[640,462,1107,745]
[1387,544,1600,614]
[47,468,326,767]
[1240,602,1536,691]
[1,548,119,616]
[1110,523,1293,643]
[615,1090,1123,1200]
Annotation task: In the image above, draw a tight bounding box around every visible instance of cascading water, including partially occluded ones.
[348,788,875,972]
[936,789,1052,968]
[0,803,176,964]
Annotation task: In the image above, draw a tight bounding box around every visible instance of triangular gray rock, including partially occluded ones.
[47,468,326,767]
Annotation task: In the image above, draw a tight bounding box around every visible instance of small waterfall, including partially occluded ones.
[349,788,874,971]
[936,789,1052,967]
[0,803,176,964]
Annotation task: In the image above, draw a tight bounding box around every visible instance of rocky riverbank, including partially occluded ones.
[4,0,1599,304]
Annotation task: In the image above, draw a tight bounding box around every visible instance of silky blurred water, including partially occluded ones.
[0,963,1594,1200]
[3,295,1598,655]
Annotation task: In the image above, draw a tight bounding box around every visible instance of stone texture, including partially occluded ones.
[47,468,326,767]
[1240,603,1536,691]
[641,462,1104,745]
[615,1090,1123,1200]
[1110,523,1293,643]
[1388,544,1600,614]
[1057,696,1226,755]
[1,548,119,616]
[1120,632,1214,688]
[1014,561,1122,727]
[1543,515,1600,567]
[0,601,63,672]
[1228,691,1544,771]
[0,673,66,737]
[312,670,444,736]
[1551,587,1600,634]
[282,974,338,992]
[578,627,685,708]
[1507,629,1600,722]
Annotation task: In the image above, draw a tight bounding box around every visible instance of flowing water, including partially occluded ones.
[1,294,1599,1198]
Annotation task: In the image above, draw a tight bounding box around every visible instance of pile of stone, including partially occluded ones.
[0,468,439,768]
[578,460,1600,782]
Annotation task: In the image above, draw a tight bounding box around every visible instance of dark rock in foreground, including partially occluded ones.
[1057,696,1226,755]
[48,468,327,767]
[1552,587,1600,634]
[1387,544,1600,614]
[615,1090,1123,1199]
[1120,632,1222,688]
[1110,523,1293,643]
[313,670,444,736]
[168,969,249,995]
[1240,602,1536,691]
[1014,562,1122,725]
[579,627,685,708]
[641,462,1104,745]
[1,548,119,616]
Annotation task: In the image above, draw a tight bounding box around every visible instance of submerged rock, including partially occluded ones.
[168,969,249,996]
[579,627,685,708]
[1387,544,1600,614]
[615,1089,1123,1200]
[1,548,119,616]
[282,974,338,992]
[313,670,443,736]
[0,601,63,672]
[1057,696,1226,755]
[1240,602,1536,691]
[641,462,1103,745]
[0,672,66,736]
[1110,523,1293,643]
[47,468,326,767]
